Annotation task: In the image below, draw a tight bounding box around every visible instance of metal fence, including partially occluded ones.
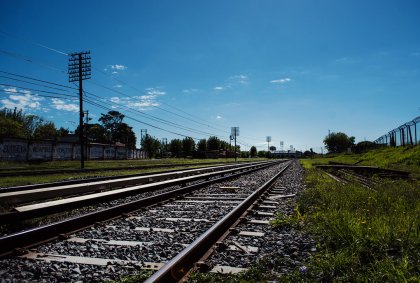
[374,116,419,146]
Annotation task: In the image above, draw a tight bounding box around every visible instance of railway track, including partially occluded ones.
[0,160,310,282]
[0,161,275,230]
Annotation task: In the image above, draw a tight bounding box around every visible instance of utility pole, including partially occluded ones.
[69,51,91,169]
[231,127,239,162]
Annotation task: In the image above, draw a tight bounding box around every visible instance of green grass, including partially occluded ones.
[278,167,419,282]
[303,146,420,178]
[0,158,265,187]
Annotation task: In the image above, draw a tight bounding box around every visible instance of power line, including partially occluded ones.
[0,36,263,144]
[83,96,201,140]
[0,83,76,98]
[0,71,77,90]
[0,30,68,56]
[0,89,77,100]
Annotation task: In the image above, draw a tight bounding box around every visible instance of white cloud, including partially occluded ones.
[113,84,123,88]
[214,86,224,91]
[112,71,118,75]
[182,88,198,94]
[110,97,120,103]
[216,115,222,119]
[109,88,165,110]
[4,87,17,93]
[230,74,249,84]
[110,64,127,70]
[51,98,79,112]
[270,78,292,84]
[1,88,43,110]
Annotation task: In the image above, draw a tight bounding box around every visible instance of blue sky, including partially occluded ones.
[1,0,419,152]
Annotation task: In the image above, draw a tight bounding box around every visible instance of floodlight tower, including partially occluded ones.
[266,136,271,151]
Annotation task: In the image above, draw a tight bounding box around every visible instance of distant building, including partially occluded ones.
[271,150,302,158]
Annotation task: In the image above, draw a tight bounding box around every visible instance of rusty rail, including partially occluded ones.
[144,161,291,282]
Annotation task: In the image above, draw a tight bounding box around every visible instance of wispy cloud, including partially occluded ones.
[214,74,250,92]
[182,88,199,94]
[51,98,78,112]
[229,74,249,84]
[109,88,165,110]
[216,115,222,119]
[1,87,43,110]
[113,84,123,88]
[270,78,292,84]
[110,64,127,70]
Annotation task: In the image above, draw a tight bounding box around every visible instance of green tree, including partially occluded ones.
[170,139,183,157]
[182,137,195,156]
[258,150,267,158]
[99,111,125,143]
[323,132,355,153]
[250,146,257,157]
[57,127,70,137]
[142,135,160,158]
[114,122,136,148]
[33,121,57,139]
[207,136,221,150]
[197,139,207,151]
[0,117,25,138]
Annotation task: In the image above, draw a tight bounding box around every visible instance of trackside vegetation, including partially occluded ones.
[278,166,419,282]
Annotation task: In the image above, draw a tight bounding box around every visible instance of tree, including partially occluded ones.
[182,137,195,156]
[323,132,355,153]
[99,111,125,143]
[250,146,257,157]
[142,135,160,158]
[207,136,221,150]
[114,122,136,148]
[197,139,207,152]
[57,127,70,137]
[33,122,57,139]
[258,150,267,158]
[0,117,25,138]
[170,139,183,157]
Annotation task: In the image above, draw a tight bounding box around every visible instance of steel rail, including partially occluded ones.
[0,161,277,224]
[144,161,291,283]
[0,160,282,257]
[0,161,265,192]
[0,161,270,204]
[0,160,252,177]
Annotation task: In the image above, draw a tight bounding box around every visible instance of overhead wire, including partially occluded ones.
[0,33,262,146]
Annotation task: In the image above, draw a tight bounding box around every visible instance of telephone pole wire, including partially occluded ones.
[68,51,91,169]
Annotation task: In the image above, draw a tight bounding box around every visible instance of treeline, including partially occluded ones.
[1,108,261,158]
[0,108,136,148]
[141,135,247,159]
[323,132,384,154]
[0,108,69,139]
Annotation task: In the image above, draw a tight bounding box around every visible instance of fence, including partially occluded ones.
[0,137,147,161]
[374,116,419,146]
